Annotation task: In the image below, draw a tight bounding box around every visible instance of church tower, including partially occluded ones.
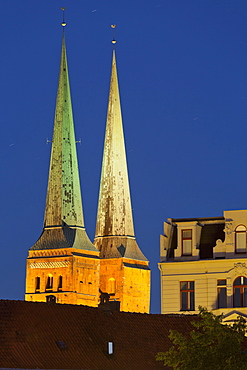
[25,21,100,306]
[94,40,150,313]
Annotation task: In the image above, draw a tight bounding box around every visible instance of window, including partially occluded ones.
[58,275,62,291]
[182,229,192,256]
[46,275,53,291]
[35,276,40,292]
[180,281,195,311]
[217,279,227,308]
[108,278,116,294]
[233,276,247,307]
[235,225,247,253]
[46,295,56,303]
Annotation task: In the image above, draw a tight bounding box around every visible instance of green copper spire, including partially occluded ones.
[94,50,148,261]
[31,35,96,252]
[44,36,83,228]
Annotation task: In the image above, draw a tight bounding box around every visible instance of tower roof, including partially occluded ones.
[31,35,96,252]
[95,50,148,261]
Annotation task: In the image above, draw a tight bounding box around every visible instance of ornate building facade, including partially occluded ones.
[25,29,150,313]
[159,209,247,322]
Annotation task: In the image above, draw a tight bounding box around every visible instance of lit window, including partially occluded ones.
[180,281,195,311]
[234,276,247,307]
[235,225,247,254]
[58,275,62,291]
[108,278,116,294]
[35,276,40,292]
[46,275,53,291]
[182,229,192,256]
[217,279,227,308]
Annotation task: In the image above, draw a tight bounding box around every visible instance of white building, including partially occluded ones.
[159,210,247,322]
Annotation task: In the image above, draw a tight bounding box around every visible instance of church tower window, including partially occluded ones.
[46,275,53,291]
[58,275,62,291]
[35,277,40,292]
[108,278,116,294]
[235,225,247,254]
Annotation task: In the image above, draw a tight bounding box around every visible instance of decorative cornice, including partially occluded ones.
[30,261,70,269]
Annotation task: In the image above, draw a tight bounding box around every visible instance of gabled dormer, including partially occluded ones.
[161,217,225,262]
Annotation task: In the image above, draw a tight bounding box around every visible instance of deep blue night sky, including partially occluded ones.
[1,1,247,313]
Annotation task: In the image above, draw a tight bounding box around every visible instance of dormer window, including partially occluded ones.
[235,225,247,254]
[182,229,192,256]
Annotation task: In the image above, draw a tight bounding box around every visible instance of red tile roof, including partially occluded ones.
[0,300,197,369]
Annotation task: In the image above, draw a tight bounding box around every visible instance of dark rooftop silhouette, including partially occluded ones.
[0,299,197,369]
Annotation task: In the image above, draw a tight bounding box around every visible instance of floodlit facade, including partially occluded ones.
[159,210,247,322]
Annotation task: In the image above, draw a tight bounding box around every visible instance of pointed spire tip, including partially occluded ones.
[111,24,117,45]
[61,7,66,27]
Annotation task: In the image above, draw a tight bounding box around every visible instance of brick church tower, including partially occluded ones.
[25,24,100,306]
[94,43,150,313]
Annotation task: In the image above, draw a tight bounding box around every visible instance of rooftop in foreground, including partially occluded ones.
[0,299,197,370]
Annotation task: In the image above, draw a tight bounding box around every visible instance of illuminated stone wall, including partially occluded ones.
[25,248,100,306]
[100,258,150,313]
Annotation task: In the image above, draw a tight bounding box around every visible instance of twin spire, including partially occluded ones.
[44,36,84,230]
[31,32,96,252]
[95,51,134,238]
[94,50,147,261]
[31,21,147,263]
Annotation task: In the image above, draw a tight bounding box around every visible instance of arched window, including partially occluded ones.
[46,275,53,291]
[108,278,116,294]
[35,276,40,292]
[58,275,62,291]
[233,276,247,307]
[235,225,247,253]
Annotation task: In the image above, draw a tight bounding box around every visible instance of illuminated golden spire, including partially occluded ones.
[95,42,147,261]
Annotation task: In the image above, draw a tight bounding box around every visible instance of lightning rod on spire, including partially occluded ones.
[61,7,67,27]
[111,24,117,46]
